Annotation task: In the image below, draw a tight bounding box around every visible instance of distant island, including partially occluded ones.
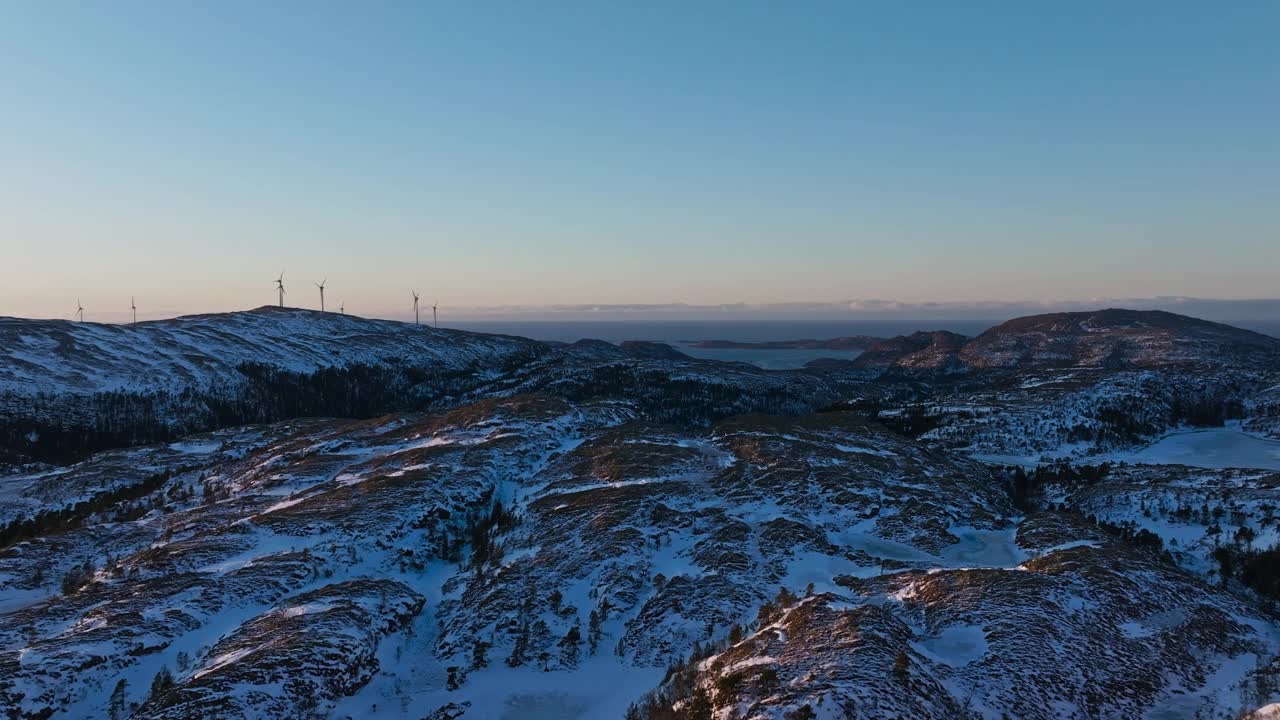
[684,335,883,351]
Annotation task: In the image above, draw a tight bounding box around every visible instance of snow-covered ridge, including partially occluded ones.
[854,309,1280,372]
[0,307,550,463]
[0,306,542,397]
[960,308,1280,369]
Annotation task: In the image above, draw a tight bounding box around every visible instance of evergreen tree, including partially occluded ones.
[684,687,714,720]
[893,650,910,681]
[109,679,128,720]
[149,666,175,702]
[560,624,582,667]
[588,608,602,654]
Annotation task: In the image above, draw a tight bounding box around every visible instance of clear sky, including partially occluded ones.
[1,1,1277,321]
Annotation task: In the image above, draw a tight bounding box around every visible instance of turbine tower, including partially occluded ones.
[275,271,286,307]
[315,277,327,312]
[131,296,137,324]
[433,299,438,328]
[75,298,84,323]
[412,291,420,325]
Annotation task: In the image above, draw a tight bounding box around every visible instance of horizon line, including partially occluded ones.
[8,296,1280,326]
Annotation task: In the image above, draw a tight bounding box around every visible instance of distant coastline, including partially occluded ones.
[684,336,883,351]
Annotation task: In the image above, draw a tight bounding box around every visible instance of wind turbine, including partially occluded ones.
[412,291,420,325]
[315,277,327,312]
[339,300,345,315]
[433,299,438,328]
[131,297,137,324]
[75,298,84,323]
[275,271,286,307]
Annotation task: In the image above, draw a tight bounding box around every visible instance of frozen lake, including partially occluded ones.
[838,527,1027,570]
[1107,425,1280,471]
[911,624,989,667]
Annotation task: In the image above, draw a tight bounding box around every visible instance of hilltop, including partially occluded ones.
[853,309,1280,372]
[960,308,1280,369]
[0,306,542,398]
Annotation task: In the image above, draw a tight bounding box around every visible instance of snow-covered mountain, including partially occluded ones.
[960,309,1280,370]
[0,307,545,398]
[4,308,1280,719]
[0,307,550,464]
[854,309,1280,373]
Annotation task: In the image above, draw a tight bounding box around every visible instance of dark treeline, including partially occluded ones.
[1214,544,1280,606]
[0,465,193,549]
[1006,461,1113,512]
[1007,462,1164,549]
[1078,392,1245,446]
[875,403,948,437]
[0,390,181,464]
[1090,515,1166,552]
[1169,396,1245,428]
[210,361,474,425]
[1076,405,1153,445]
[2,350,822,465]
[0,356,535,464]
[411,487,521,571]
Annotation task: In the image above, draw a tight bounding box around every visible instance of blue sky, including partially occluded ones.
[1,2,1276,320]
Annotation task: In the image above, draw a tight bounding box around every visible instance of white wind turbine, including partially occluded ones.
[315,277,327,312]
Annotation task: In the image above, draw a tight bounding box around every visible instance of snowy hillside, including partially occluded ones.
[853,309,1280,373]
[960,308,1280,370]
[2,394,1280,719]
[0,307,545,462]
[0,307,541,397]
[5,308,1280,719]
